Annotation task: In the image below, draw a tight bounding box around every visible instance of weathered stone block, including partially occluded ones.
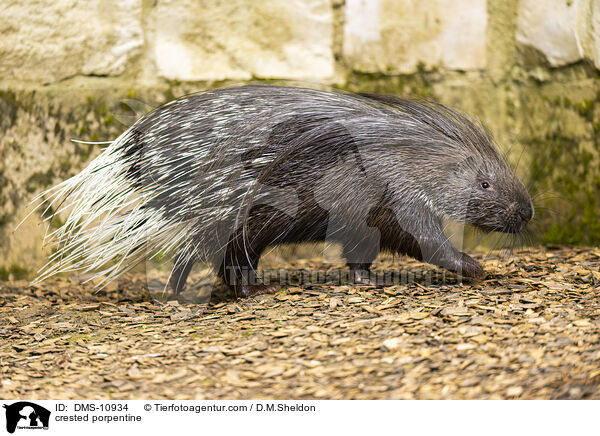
[516,0,600,68]
[152,0,335,81]
[0,0,143,84]
[343,0,487,73]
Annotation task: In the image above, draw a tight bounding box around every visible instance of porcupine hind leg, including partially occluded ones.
[217,241,275,298]
[217,205,292,298]
[169,254,196,294]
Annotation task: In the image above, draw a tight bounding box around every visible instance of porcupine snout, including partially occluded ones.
[505,198,534,233]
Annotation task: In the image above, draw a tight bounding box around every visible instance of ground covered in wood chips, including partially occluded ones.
[1,246,599,399]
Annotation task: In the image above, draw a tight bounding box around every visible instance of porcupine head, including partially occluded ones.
[381,103,528,232]
[312,99,533,277]
[424,135,534,233]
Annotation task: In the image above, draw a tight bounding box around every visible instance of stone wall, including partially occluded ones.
[1,0,599,278]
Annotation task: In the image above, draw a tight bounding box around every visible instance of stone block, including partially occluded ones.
[343,0,487,73]
[152,0,335,81]
[0,0,143,84]
[516,0,600,69]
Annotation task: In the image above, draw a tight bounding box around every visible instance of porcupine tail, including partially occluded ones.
[31,129,197,288]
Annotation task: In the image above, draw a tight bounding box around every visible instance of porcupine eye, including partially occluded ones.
[480,181,490,190]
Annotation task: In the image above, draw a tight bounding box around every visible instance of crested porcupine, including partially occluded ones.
[33,85,533,297]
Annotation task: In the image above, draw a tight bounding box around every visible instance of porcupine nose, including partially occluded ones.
[506,200,533,233]
[519,200,534,223]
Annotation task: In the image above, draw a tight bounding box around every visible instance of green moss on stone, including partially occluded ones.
[345,68,435,98]
[526,114,600,244]
[0,265,31,281]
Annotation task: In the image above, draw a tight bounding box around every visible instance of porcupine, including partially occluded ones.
[34,85,533,297]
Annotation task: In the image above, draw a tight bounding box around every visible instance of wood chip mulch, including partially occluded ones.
[1,246,599,399]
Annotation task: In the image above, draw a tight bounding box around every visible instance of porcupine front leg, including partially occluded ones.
[416,226,485,279]
[343,242,380,286]
[343,205,422,286]
[344,205,419,286]
[343,205,423,286]
[391,206,484,279]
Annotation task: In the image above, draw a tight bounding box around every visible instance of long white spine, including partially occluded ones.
[34,129,196,286]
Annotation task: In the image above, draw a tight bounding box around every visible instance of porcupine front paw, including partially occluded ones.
[456,252,485,279]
